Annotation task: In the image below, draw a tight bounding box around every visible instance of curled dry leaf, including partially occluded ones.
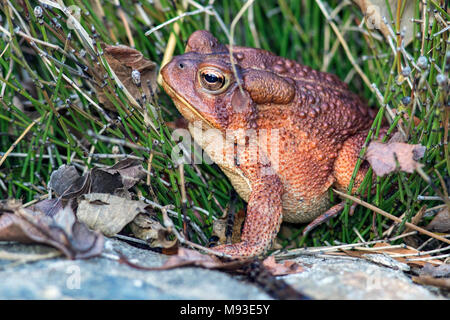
[426,208,450,233]
[130,213,178,249]
[77,193,177,249]
[93,44,158,111]
[354,0,415,46]
[0,199,104,259]
[366,140,426,176]
[77,193,148,237]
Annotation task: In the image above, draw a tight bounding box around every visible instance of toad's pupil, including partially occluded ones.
[204,73,222,84]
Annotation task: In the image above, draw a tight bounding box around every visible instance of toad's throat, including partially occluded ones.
[162,79,215,129]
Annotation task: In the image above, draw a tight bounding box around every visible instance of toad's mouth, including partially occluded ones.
[162,79,215,129]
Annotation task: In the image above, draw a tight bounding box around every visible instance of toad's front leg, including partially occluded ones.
[213,174,283,257]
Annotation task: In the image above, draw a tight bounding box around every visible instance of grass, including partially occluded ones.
[0,0,448,251]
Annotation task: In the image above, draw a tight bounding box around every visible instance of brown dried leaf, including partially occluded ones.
[77,193,148,237]
[130,213,178,249]
[354,0,416,46]
[162,248,225,269]
[118,247,249,272]
[366,140,426,176]
[0,200,104,259]
[95,44,158,111]
[262,256,304,276]
[426,208,450,233]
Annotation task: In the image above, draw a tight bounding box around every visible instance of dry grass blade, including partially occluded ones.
[333,189,450,245]
[0,120,38,168]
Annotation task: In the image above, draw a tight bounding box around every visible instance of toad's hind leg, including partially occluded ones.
[303,130,371,234]
[213,174,283,257]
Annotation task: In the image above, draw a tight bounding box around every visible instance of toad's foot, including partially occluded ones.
[213,174,283,258]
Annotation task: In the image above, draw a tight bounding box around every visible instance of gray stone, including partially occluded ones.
[282,254,442,300]
[0,239,269,299]
[0,239,445,300]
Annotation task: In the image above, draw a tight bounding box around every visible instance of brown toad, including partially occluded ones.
[161,30,375,257]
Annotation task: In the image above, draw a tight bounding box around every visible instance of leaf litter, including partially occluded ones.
[0,199,104,259]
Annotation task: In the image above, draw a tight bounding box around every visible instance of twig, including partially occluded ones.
[333,189,450,245]
[87,130,150,152]
[406,253,450,262]
[417,196,449,201]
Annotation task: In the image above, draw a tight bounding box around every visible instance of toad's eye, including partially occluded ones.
[198,68,229,93]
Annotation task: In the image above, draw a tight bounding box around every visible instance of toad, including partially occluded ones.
[161,30,376,257]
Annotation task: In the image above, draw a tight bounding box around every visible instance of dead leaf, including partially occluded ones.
[262,256,304,276]
[426,208,450,233]
[161,248,228,269]
[99,158,146,190]
[118,247,249,271]
[48,159,145,199]
[129,213,178,249]
[366,140,426,176]
[30,198,64,217]
[93,44,158,111]
[0,200,104,259]
[48,165,83,197]
[354,0,416,46]
[77,193,148,237]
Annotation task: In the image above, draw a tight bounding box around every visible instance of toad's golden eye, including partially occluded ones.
[198,67,229,93]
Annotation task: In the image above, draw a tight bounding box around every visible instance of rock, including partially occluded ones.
[0,239,269,299]
[0,240,444,299]
[282,254,442,300]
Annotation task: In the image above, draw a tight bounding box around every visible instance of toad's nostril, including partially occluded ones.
[179,63,184,69]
